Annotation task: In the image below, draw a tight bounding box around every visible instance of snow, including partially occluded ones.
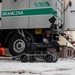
[0,58,75,75]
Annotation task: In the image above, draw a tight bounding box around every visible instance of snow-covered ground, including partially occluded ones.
[0,58,75,75]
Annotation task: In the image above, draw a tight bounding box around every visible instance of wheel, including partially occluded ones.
[45,54,53,62]
[52,54,58,62]
[8,34,27,56]
[20,53,29,62]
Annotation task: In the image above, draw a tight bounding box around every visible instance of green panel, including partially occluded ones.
[34,2,50,7]
[1,8,57,17]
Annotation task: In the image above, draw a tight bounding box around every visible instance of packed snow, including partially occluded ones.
[0,58,75,75]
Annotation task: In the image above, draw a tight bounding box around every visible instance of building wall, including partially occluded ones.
[47,45,74,58]
[60,46,74,58]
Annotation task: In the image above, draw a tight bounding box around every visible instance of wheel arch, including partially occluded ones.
[5,30,34,47]
[4,31,16,47]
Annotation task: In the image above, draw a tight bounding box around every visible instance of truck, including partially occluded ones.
[0,0,74,62]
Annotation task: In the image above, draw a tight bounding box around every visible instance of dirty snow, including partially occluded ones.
[0,58,75,75]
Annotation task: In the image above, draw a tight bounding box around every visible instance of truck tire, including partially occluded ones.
[20,53,29,62]
[45,54,53,62]
[8,34,27,56]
